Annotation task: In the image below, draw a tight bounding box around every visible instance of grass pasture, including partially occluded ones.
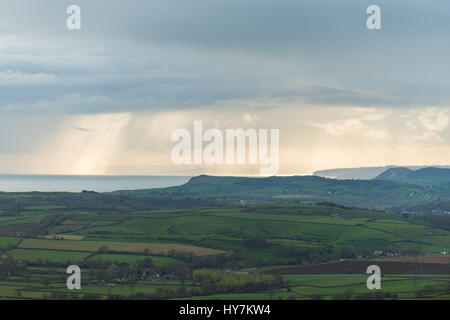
[0,236,21,248]
[9,249,90,264]
[68,205,450,254]
[282,274,450,300]
[0,200,448,300]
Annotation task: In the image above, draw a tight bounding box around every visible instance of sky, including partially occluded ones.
[1,0,450,175]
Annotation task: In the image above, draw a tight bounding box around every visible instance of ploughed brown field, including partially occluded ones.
[18,238,221,256]
[265,261,450,275]
[376,255,450,265]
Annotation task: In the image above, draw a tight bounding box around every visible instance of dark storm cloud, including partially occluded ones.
[0,0,450,114]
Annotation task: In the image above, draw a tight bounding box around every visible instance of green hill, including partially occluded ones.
[374,167,450,186]
[119,175,450,209]
[314,165,450,180]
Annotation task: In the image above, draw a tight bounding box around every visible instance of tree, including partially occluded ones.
[340,246,355,259]
[242,237,269,249]
[98,246,109,254]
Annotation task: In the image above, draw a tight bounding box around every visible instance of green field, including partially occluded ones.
[9,249,90,263]
[0,196,448,300]
[65,205,450,254]
[0,236,21,248]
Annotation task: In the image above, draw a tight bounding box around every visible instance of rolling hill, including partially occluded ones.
[117,175,450,209]
[374,167,450,186]
[314,165,450,180]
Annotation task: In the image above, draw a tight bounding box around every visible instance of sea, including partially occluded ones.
[0,175,192,193]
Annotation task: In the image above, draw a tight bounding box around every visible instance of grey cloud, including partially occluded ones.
[0,0,450,115]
